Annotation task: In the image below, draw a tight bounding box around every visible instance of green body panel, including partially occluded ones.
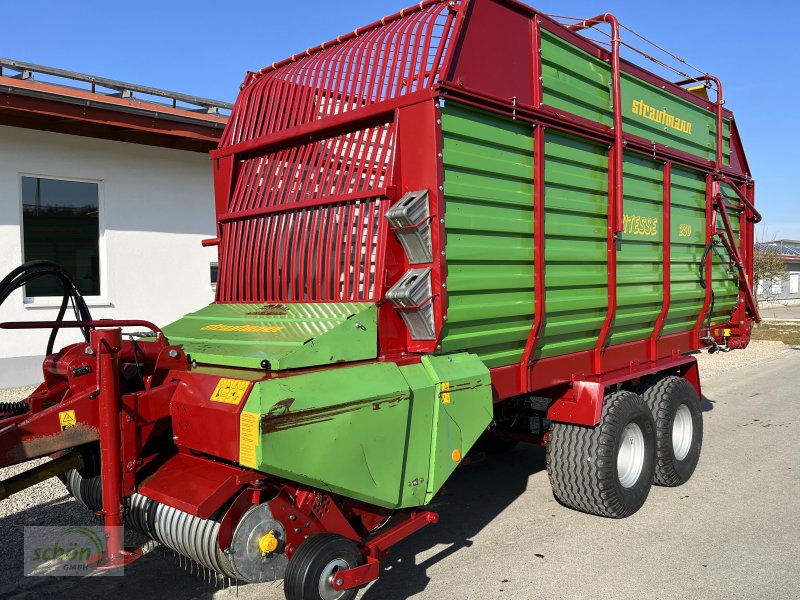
[163,302,377,370]
[240,353,492,509]
[610,154,664,345]
[662,167,707,335]
[439,103,535,367]
[439,101,741,367]
[419,354,494,502]
[540,29,731,165]
[538,132,609,358]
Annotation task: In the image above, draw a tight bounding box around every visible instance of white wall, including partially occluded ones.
[0,125,217,384]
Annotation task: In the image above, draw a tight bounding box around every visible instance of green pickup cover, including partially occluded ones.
[163,302,377,370]
[239,352,493,509]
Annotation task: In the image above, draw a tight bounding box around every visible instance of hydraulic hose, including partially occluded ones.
[0,261,93,355]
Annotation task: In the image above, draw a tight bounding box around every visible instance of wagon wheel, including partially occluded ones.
[546,390,657,518]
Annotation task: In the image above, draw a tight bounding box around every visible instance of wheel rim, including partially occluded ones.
[672,403,694,461]
[318,558,349,600]
[617,422,645,488]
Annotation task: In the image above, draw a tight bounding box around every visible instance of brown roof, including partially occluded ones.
[0,58,230,153]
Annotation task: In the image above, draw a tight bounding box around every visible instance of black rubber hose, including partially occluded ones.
[0,260,93,355]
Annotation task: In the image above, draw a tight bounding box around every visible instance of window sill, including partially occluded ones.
[23,298,113,310]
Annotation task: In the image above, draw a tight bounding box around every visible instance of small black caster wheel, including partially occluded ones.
[284,533,363,600]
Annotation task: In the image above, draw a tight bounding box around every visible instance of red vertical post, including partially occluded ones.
[568,14,623,233]
[91,327,133,565]
[520,124,546,390]
[694,174,716,346]
[519,11,545,390]
[568,14,623,375]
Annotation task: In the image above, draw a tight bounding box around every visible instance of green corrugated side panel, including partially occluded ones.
[240,354,492,509]
[439,102,535,368]
[163,302,377,370]
[621,72,731,164]
[538,131,609,358]
[663,167,706,335]
[541,29,612,127]
[610,154,665,345]
[541,29,730,164]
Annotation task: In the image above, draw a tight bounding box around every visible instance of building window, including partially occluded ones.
[210,263,219,289]
[791,273,800,295]
[21,176,100,297]
[771,280,782,295]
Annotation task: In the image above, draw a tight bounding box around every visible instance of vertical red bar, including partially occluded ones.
[530,15,543,108]
[92,328,125,559]
[519,124,546,391]
[694,174,716,346]
[592,144,619,375]
[649,162,671,362]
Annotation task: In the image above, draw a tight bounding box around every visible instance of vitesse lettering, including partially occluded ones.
[623,214,658,237]
[632,99,693,135]
[201,324,285,333]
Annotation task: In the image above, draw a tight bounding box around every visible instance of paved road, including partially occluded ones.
[1,349,798,600]
[760,303,800,320]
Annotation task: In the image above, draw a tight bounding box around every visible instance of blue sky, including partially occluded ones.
[3,0,796,239]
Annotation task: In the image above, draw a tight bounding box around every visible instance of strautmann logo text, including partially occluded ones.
[631,99,693,135]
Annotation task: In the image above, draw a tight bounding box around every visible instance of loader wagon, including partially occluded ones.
[0,1,760,598]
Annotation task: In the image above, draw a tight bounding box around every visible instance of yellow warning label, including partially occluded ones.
[58,410,76,430]
[201,324,285,333]
[441,381,451,404]
[239,411,260,468]
[210,378,250,405]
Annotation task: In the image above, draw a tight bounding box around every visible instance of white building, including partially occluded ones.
[0,59,230,387]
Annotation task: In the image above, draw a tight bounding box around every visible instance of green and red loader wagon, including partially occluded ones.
[0,1,760,598]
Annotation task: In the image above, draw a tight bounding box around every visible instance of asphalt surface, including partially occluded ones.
[760,303,800,320]
[0,347,798,600]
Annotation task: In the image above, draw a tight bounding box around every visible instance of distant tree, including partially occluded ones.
[754,228,788,304]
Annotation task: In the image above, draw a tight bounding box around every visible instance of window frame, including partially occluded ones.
[18,172,110,308]
[210,262,219,291]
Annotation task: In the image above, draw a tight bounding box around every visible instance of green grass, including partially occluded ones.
[751,324,800,346]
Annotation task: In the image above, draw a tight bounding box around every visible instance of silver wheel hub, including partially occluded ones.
[672,403,694,461]
[319,558,349,600]
[617,422,645,488]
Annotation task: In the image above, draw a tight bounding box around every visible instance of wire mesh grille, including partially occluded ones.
[216,198,385,303]
[220,1,458,146]
[227,122,395,213]
[216,121,395,303]
[215,1,460,303]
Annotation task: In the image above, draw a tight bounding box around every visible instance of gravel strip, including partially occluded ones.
[695,340,797,377]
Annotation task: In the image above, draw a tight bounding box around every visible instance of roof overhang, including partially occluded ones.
[0,75,228,153]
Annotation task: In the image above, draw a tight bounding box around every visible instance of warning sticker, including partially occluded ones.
[239,411,260,468]
[440,381,451,405]
[58,410,76,430]
[210,378,250,405]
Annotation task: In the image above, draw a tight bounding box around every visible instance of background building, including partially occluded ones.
[756,239,800,303]
[0,58,230,387]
